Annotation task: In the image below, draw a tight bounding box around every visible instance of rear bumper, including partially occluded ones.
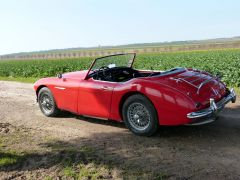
[187,88,236,125]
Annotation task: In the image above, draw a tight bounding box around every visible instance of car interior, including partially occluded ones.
[88,66,161,82]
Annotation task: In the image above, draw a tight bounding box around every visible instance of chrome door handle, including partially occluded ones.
[101,86,110,90]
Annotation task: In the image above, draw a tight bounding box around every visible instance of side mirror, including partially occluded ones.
[57,73,62,79]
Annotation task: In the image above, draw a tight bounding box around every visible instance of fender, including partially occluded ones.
[109,78,196,125]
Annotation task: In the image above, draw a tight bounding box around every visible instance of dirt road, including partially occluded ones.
[1,81,240,179]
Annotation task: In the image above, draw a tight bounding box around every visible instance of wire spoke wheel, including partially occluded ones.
[127,102,151,131]
[40,94,54,114]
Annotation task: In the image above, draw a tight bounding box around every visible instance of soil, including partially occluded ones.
[0,80,240,179]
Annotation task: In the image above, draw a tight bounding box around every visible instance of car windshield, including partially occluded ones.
[90,53,135,71]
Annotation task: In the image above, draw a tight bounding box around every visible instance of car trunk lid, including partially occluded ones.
[149,68,227,107]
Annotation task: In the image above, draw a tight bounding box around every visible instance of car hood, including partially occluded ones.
[63,70,88,80]
[148,68,227,107]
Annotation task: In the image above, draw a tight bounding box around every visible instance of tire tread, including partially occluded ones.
[122,94,158,136]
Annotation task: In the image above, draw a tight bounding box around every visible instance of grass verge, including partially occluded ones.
[0,123,168,179]
[0,76,38,83]
[234,87,240,95]
[0,151,24,167]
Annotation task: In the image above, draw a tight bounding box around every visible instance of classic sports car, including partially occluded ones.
[34,53,236,136]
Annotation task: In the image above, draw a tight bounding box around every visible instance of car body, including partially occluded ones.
[34,53,236,136]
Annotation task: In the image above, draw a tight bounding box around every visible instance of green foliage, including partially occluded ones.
[134,49,240,86]
[63,166,77,178]
[0,151,23,167]
[63,163,110,180]
[0,49,240,86]
[0,57,92,78]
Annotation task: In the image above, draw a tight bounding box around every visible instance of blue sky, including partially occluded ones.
[0,0,240,55]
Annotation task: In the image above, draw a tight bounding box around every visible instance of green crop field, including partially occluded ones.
[0,49,240,86]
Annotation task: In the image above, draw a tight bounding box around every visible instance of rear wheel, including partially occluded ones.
[122,94,159,136]
[38,87,60,117]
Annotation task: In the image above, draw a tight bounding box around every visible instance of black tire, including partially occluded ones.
[122,94,159,136]
[38,87,60,117]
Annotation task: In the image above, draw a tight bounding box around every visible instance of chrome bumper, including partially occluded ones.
[187,88,236,125]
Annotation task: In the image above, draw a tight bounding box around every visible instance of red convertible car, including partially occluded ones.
[34,53,236,136]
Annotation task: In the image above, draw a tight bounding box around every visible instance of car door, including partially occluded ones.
[52,77,80,114]
[78,78,117,119]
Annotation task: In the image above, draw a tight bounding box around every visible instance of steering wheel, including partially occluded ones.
[98,66,110,76]
[96,66,110,80]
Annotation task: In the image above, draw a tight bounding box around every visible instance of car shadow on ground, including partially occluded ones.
[55,110,126,128]
[53,104,240,142]
[76,116,126,128]
[73,104,240,137]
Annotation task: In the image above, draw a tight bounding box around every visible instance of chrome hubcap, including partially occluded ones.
[127,102,151,131]
[40,94,53,113]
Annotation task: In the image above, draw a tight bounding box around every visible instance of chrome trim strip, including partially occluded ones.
[54,86,66,90]
[196,77,215,94]
[82,115,108,120]
[179,78,199,88]
[172,70,218,94]
[187,88,236,119]
[91,78,119,84]
[180,71,200,80]
[190,74,207,83]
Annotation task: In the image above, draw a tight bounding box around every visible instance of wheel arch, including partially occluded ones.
[36,85,47,101]
[119,91,158,121]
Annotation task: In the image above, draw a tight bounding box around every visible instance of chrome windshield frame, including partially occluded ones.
[84,53,136,80]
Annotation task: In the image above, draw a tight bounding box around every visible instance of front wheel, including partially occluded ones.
[38,87,60,117]
[122,94,159,136]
